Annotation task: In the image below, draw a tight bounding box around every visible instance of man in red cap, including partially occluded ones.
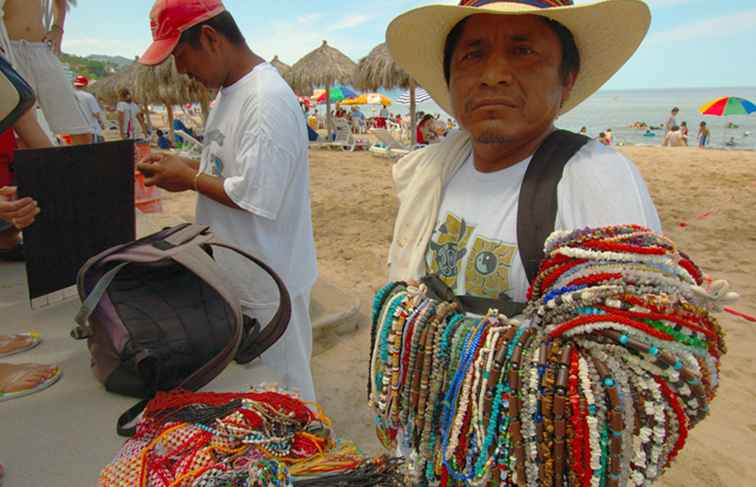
[137,0,318,402]
[72,75,104,143]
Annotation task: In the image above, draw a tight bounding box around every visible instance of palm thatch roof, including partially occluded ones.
[89,57,211,141]
[285,41,356,95]
[135,57,210,108]
[269,55,291,77]
[88,63,140,106]
[89,58,210,108]
[352,43,410,91]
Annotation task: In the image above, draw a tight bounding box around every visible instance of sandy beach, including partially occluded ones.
[157,144,756,487]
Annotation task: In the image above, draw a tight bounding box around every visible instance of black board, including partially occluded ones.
[14,141,135,301]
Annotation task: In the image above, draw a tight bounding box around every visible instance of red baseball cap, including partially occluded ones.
[73,75,89,87]
[139,0,226,66]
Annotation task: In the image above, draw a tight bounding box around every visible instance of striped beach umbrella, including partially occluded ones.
[698,96,756,116]
[397,87,431,105]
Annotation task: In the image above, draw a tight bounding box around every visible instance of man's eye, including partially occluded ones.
[461,50,482,61]
[514,46,535,56]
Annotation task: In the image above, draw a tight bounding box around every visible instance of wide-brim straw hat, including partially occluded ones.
[386,0,650,115]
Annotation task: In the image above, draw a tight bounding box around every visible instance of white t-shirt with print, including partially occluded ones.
[196,63,317,307]
[425,139,661,303]
[117,101,141,139]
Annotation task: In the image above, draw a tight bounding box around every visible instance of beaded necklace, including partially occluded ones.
[367,225,728,487]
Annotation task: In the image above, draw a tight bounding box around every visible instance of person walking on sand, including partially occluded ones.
[698,121,710,148]
[73,75,105,143]
[117,88,148,141]
[2,0,92,144]
[680,121,689,145]
[136,0,318,402]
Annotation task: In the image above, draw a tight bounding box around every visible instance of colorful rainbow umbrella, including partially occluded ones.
[313,86,358,104]
[698,96,756,116]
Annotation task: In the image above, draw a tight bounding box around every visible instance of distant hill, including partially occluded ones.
[86,54,133,68]
[60,53,133,80]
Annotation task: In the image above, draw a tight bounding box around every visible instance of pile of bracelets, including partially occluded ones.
[99,386,405,487]
[368,225,731,486]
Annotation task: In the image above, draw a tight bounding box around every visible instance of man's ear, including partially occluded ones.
[560,70,577,108]
[200,25,222,53]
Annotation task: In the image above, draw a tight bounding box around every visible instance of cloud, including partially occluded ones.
[296,13,322,24]
[330,15,370,30]
[648,7,756,44]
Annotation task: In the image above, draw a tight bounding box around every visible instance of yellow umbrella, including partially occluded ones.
[341,93,392,106]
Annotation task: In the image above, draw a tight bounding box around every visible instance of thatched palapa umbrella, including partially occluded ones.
[89,63,139,106]
[353,42,419,146]
[269,55,291,77]
[137,56,211,143]
[90,57,210,142]
[285,41,356,137]
[88,62,157,133]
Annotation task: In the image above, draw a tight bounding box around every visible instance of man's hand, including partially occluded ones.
[137,153,196,193]
[42,27,64,56]
[0,187,40,229]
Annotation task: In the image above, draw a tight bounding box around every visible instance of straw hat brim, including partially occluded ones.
[386,0,650,116]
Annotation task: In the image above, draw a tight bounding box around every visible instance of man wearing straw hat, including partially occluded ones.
[386,0,661,309]
[136,0,318,402]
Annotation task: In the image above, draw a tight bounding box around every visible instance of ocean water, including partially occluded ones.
[368,86,756,150]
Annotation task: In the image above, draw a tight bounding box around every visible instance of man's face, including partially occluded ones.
[448,14,575,145]
[172,27,227,90]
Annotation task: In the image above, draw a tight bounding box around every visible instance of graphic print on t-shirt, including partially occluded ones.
[427,212,475,289]
[464,236,516,298]
[204,128,226,177]
[427,212,517,299]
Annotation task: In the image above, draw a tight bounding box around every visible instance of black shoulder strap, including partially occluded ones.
[517,130,590,284]
[205,242,292,366]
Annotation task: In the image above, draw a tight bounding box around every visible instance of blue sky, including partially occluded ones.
[63,0,756,90]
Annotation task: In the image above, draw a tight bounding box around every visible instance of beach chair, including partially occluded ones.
[369,128,414,158]
[328,120,370,152]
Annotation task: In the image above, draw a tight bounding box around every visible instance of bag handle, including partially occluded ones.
[421,274,526,318]
[71,262,129,339]
[116,398,150,437]
[203,241,292,366]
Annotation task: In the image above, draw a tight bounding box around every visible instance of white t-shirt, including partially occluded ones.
[74,90,102,136]
[117,101,141,139]
[196,63,317,307]
[425,139,661,303]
